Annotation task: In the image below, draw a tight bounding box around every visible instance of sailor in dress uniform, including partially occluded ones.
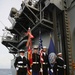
[32,45,40,75]
[14,49,30,75]
[56,53,66,75]
[42,46,49,75]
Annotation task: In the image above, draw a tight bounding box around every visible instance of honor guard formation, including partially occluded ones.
[2,0,74,75]
[14,45,66,75]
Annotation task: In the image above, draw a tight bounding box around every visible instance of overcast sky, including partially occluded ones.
[0,0,22,69]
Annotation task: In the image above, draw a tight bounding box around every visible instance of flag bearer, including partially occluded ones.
[14,49,30,75]
[41,46,49,75]
[32,45,40,75]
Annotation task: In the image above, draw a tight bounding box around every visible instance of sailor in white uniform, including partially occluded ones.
[14,49,30,75]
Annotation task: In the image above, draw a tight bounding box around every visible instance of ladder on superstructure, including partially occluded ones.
[63,1,74,75]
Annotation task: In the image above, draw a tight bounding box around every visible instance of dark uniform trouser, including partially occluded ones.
[32,71,39,75]
[43,65,48,75]
[17,68,27,75]
[58,68,64,75]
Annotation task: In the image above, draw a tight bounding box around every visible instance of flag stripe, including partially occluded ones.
[39,31,44,63]
[26,28,34,75]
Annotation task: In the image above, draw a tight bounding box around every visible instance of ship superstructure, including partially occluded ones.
[1,0,75,75]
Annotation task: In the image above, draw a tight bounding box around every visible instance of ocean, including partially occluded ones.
[0,69,12,75]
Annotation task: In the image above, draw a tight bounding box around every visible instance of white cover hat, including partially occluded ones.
[43,46,47,48]
[57,53,62,55]
[19,49,25,53]
[33,45,38,49]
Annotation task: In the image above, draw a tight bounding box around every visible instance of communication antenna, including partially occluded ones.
[0,20,6,27]
[0,20,6,37]
[0,20,8,31]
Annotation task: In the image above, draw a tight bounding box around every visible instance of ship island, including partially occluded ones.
[1,0,75,75]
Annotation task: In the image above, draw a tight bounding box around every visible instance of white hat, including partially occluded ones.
[19,49,25,53]
[57,53,62,55]
[43,46,47,48]
[33,45,38,49]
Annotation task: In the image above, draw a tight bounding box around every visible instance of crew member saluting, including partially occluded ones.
[14,49,30,75]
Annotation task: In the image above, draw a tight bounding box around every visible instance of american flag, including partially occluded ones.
[39,31,44,63]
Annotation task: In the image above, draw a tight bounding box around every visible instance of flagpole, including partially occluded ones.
[39,30,44,75]
[41,63,43,75]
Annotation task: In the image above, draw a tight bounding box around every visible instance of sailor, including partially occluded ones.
[56,53,66,75]
[21,0,25,9]
[14,49,30,75]
[41,46,49,75]
[32,45,40,75]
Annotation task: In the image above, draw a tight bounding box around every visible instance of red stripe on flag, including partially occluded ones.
[27,68,32,75]
[40,49,44,63]
[26,28,34,75]
[28,46,33,67]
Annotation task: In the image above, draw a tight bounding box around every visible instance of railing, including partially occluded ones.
[2,30,19,42]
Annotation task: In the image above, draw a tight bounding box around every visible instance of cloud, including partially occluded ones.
[0,0,22,69]
[0,54,14,69]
